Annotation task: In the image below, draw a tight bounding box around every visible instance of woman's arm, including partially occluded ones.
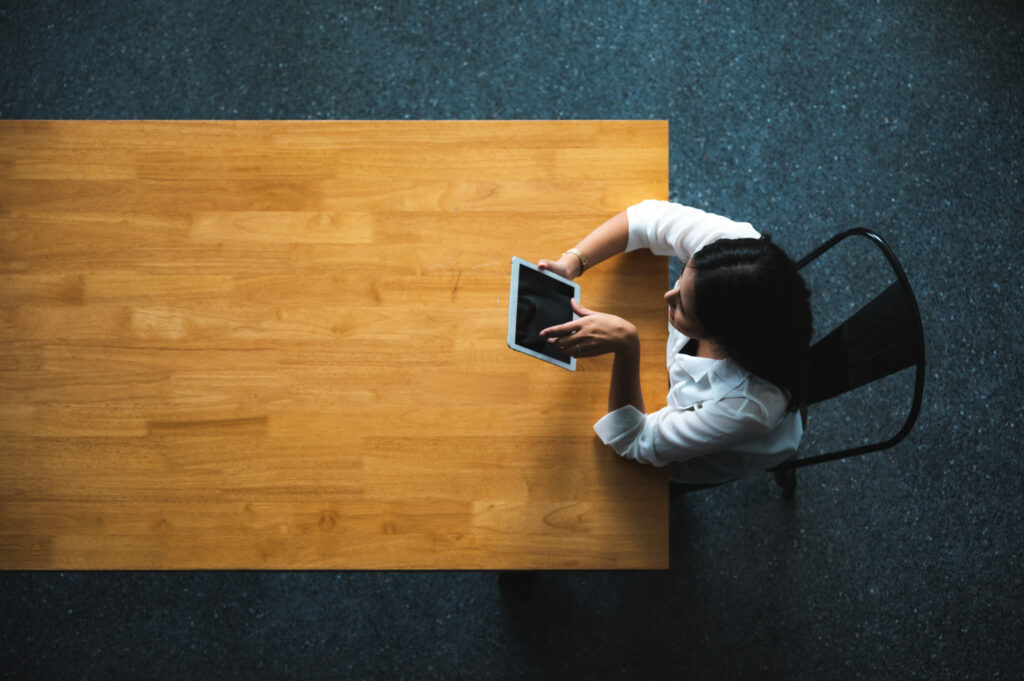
[538,210,630,279]
[608,336,644,413]
[537,210,643,413]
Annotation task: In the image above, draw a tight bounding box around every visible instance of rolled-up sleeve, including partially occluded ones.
[594,400,771,467]
[593,405,647,457]
[625,200,760,260]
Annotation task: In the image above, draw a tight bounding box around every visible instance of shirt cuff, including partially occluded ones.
[594,405,647,455]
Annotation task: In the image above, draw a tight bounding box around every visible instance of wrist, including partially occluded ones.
[559,253,583,278]
[565,248,589,274]
[616,324,640,355]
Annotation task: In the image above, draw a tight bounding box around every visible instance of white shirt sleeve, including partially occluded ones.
[593,397,773,467]
[625,200,760,260]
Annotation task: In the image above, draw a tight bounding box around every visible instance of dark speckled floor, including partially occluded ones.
[2,1,1022,679]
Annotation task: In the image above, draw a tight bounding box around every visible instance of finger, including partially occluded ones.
[571,298,596,316]
[555,332,591,352]
[540,320,580,338]
[579,338,612,357]
[557,338,578,354]
[554,336,577,352]
[564,339,601,357]
[537,259,551,270]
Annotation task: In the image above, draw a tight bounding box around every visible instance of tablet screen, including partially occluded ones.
[507,257,579,370]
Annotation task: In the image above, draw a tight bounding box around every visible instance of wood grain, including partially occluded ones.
[0,120,670,569]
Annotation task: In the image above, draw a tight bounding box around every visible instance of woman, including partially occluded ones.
[538,200,812,484]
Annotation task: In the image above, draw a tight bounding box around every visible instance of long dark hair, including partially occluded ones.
[689,235,812,412]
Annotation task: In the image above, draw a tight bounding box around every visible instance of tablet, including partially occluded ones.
[507,256,580,371]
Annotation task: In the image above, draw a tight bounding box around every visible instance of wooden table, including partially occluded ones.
[0,120,669,569]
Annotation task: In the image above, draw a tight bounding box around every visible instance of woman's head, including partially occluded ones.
[665,235,812,412]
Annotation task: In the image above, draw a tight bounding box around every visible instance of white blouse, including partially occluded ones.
[593,200,803,484]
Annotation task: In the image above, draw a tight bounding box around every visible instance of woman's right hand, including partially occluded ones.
[537,254,580,280]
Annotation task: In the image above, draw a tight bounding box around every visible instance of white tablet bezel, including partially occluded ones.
[507,256,580,371]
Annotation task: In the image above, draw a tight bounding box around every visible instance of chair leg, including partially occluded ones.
[773,466,796,499]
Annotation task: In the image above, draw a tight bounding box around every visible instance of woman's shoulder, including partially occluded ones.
[628,200,761,261]
[716,364,790,425]
[632,200,757,231]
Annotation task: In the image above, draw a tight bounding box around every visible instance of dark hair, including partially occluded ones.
[689,235,812,412]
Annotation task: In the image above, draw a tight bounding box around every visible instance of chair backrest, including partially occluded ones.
[782,228,926,469]
[806,280,919,404]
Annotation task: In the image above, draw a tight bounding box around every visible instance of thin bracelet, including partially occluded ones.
[563,248,589,274]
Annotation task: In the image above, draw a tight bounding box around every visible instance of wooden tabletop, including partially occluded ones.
[0,120,670,569]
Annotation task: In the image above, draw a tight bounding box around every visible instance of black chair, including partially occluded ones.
[670,228,926,499]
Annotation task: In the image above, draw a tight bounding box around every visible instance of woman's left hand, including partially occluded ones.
[540,299,639,358]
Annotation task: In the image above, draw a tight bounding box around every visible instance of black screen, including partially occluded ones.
[514,263,575,364]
